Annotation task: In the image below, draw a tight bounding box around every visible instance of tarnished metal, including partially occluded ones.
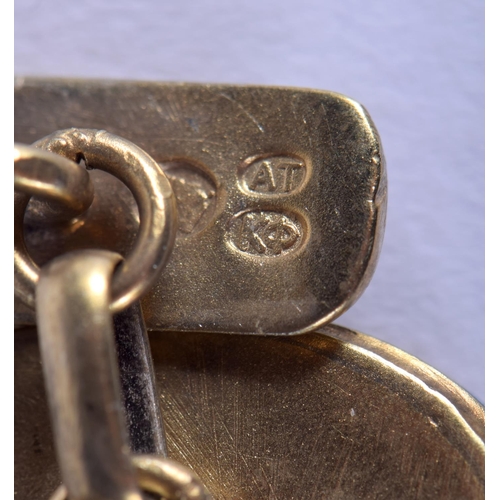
[36,250,142,500]
[15,324,484,499]
[15,78,386,335]
[114,302,168,457]
[15,128,178,313]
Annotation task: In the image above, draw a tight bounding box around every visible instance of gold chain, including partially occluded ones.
[14,132,211,500]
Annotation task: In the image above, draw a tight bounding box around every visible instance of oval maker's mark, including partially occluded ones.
[227,210,304,257]
[239,155,307,195]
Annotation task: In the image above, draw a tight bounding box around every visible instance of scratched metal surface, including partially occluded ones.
[15,78,386,335]
[14,325,484,499]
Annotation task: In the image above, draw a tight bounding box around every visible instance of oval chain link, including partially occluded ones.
[37,250,212,500]
[15,143,94,217]
[14,128,178,313]
[14,144,95,313]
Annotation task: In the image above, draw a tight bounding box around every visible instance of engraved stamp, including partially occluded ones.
[160,160,216,236]
[227,210,303,257]
[239,156,306,195]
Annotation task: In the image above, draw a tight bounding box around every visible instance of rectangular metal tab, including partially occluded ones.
[15,78,386,335]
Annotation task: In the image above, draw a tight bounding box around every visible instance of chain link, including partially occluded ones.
[14,131,211,500]
[15,128,178,313]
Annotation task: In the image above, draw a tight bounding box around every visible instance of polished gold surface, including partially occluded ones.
[36,250,142,500]
[15,325,484,499]
[15,78,386,334]
[15,128,178,313]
